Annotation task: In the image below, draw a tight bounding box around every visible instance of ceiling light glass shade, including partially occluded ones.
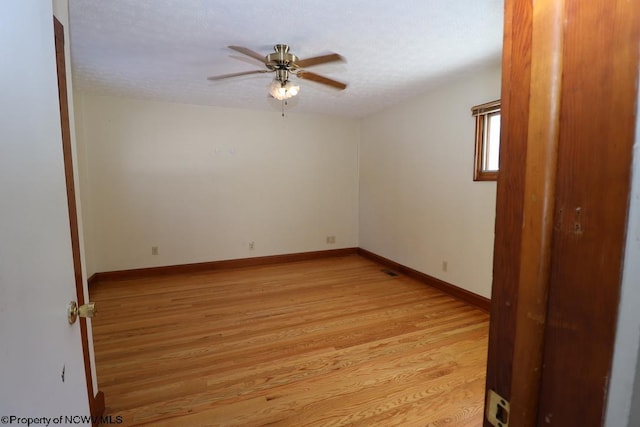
[269,79,300,100]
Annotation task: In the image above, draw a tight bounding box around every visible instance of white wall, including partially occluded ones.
[631,352,640,425]
[75,94,360,274]
[0,0,90,420]
[605,74,640,427]
[359,62,501,298]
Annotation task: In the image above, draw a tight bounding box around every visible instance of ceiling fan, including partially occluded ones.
[208,44,347,100]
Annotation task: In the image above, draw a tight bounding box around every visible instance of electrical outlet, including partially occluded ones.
[326,236,336,244]
[152,246,159,255]
[249,241,255,250]
[442,261,448,272]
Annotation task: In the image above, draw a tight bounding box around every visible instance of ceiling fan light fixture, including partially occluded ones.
[286,82,300,97]
[268,79,300,100]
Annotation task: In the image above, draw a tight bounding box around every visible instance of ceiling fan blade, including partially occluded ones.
[297,71,347,90]
[228,45,266,63]
[207,70,269,81]
[295,53,344,68]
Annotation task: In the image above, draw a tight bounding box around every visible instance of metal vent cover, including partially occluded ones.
[381,269,399,277]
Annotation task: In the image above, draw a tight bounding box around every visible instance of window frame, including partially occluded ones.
[472,100,501,181]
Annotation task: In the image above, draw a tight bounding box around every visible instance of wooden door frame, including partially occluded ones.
[54,17,105,422]
[485,0,640,425]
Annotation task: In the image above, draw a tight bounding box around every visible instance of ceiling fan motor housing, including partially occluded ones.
[266,44,298,71]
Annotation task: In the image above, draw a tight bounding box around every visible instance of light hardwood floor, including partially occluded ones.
[90,254,489,426]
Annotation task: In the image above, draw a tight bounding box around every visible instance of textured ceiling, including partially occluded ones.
[69,0,503,118]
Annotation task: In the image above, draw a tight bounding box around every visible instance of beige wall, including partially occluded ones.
[75,94,360,275]
[76,62,501,300]
[358,62,501,298]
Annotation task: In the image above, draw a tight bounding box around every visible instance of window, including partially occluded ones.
[472,100,501,181]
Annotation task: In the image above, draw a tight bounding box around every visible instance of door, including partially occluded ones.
[484,0,640,425]
[0,1,93,421]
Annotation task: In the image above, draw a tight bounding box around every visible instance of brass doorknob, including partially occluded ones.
[68,301,96,324]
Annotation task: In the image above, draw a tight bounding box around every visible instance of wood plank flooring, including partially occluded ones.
[90,255,489,426]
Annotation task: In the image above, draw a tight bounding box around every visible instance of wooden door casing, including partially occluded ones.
[485,0,640,425]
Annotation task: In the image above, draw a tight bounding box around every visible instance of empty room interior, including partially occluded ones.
[6,0,640,426]
[66,1,502,424]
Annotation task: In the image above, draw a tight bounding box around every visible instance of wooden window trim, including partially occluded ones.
[473,100,501,181]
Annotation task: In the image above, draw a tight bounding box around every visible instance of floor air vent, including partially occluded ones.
[381,269,399,277]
